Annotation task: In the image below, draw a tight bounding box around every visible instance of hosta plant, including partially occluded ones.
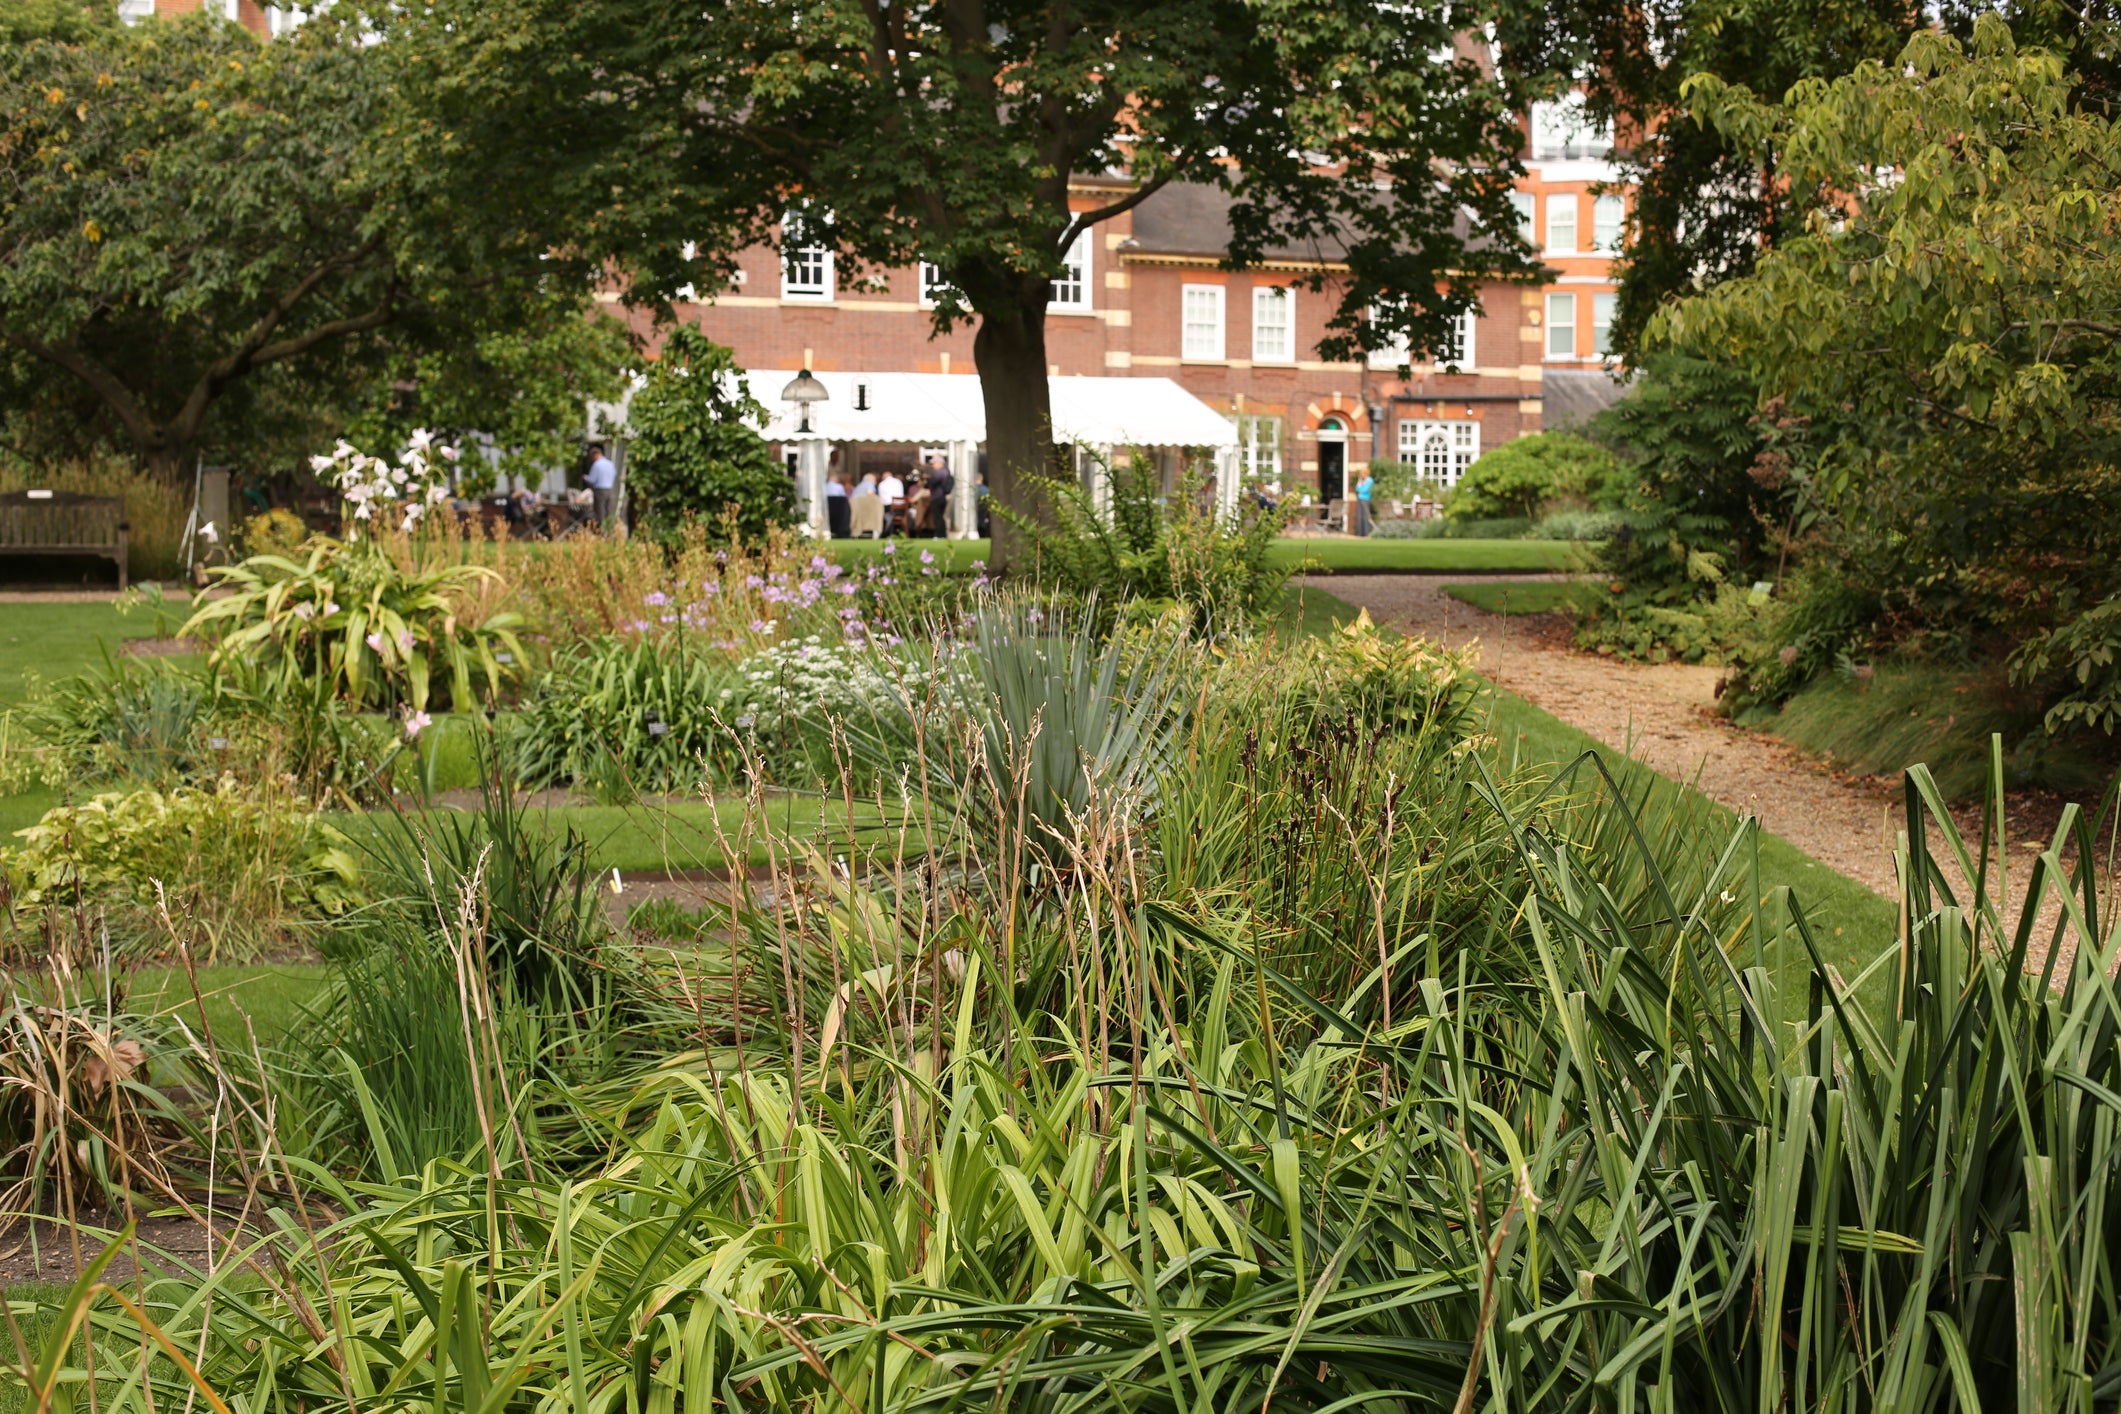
[182,538,525,712]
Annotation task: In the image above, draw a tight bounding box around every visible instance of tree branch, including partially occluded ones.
[172,236,393,441]
[0,325,161,452]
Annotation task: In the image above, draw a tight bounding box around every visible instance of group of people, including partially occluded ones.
[823,451,958,538]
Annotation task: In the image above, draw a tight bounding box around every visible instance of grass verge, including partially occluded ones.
[1444,579,1597,616]
[1744,660,2113,801]
[1272,537,1590,574]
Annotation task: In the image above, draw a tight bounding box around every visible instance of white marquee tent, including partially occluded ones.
[593,370,1241,538]
[738,371,1240,539]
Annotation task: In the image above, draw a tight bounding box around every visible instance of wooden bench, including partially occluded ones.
[0,490,128,589]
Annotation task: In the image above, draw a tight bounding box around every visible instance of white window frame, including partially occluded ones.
[117,0,156,20]
[782,246,833,301]
[1545,195,1578,254]
[1367,304,1413,370]
[1049,230,1093,312]
[1509,191,1537,245]
[918,262,958,309]
[1182,284,1226,361]
[1593,292,1618,357]
[1593,194,1624,252]
[1546,292,1578,359]
[1530,94,1614,161]
[1441,307,1478,371]
[1231,414,1284,483]
[781,213,834,301]
[1251,285,1295,364]
[1396,420,1482,488]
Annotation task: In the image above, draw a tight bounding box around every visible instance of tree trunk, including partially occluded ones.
[973,300,1057,575]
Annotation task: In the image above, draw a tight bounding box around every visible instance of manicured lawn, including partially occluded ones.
[127,961,329,1045]
[0,599,182,707]
[1445,579,1599,616]
[826,538,991,573]
[1271,537,1591,574]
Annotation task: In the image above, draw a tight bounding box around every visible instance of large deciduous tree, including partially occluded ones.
[0,12,579,487]
[382,0,1545,568]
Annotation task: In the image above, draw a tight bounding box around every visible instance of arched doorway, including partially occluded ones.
[1317,416,1348,504]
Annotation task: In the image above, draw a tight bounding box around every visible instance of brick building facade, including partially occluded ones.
[646,98,1626,501]
[123,0,301,38]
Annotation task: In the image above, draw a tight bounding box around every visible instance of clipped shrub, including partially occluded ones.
[1530,507,1625,540]
[239,506,311,558]
[624,328,795,544]
[1445,431,1628,521]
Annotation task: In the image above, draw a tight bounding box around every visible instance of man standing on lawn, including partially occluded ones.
[587,443,618,527]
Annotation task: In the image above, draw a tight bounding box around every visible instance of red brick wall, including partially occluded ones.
[629,181,1609,497]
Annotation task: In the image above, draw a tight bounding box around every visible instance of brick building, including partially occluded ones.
[650,94,1626,502]
[120,0,304,37]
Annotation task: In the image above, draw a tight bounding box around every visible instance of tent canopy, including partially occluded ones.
[738,370,1238,449]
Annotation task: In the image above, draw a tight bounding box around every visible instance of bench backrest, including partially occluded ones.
[0,491,126,548]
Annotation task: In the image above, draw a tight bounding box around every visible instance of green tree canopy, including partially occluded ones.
[374,0,1551,568]
[1661,19,2121,648]
[0,12,579,486]
[1526,0,1914,356]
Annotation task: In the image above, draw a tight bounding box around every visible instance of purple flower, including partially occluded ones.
[629,618,650,632]
[746,574,765,588]
[395,629,416,653]
[659,613,677,624]
[883,543,897,556]
[645,591,669,607]
[365,632,387,654]
[920,549,935,565]
[809,556,829,570]
[750,619,772,633]
[837,582,858,596]
[404,710,432,739]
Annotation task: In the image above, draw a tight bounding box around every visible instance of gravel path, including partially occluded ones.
[1297,574,1904,898]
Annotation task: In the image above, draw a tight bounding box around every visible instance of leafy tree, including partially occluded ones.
[374,0,1548,569]
[1528,0,1913,355]
[0,13,561,487]
[1663,17,2121,682]
[1445,430,1626,520]
[1,0,114,44]
[624,328,794,544]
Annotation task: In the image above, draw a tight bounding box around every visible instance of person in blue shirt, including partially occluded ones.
[1353,466,1375,537]
[586,443,618,526]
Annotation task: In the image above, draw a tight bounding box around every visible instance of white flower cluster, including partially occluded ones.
[311,429,461,534]
[727,638,904,723]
